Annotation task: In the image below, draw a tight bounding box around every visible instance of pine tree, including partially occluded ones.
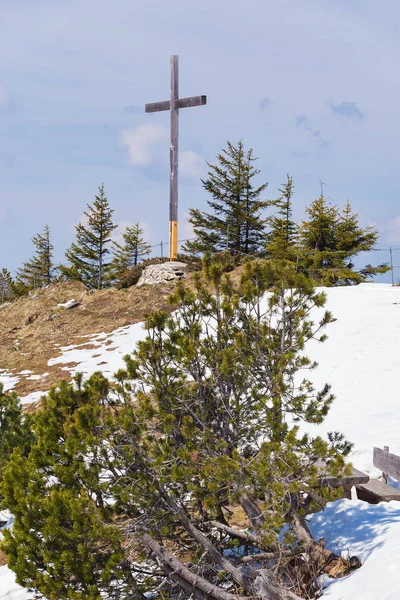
[110,222,151,281]
[266,175,298,260]
[62,184,117,289]
[183,141,269,256]
[1,374,131,600]
[16,225,54,291]
[112,260,353,598]
[1,259,354,600]
[0,269,16,303]
[0,385,33,504]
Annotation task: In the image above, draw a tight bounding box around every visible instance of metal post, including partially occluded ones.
[169,55,179,261]
[390,247,394,286]
[160,240,164,259]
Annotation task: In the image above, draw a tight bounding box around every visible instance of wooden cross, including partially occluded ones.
[145,55,207,260]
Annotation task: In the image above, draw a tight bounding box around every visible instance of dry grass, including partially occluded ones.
[0,548,8,567]
[0,265,252,402]
[0,280,177,399]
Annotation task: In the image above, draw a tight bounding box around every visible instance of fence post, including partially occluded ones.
[390,248,394,286]
[160,241,164,259]
[383,446,389,483]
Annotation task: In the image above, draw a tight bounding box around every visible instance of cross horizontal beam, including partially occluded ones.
[145,95,206,113]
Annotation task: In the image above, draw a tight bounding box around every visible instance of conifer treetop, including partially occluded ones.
[184,140,270,257]
[63,184,117,289]
[16,224,55,291]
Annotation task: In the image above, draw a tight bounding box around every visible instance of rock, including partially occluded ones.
[137,262,188,286]
[57,299,81,310]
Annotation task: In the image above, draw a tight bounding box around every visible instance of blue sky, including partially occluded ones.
[1,0,400,277]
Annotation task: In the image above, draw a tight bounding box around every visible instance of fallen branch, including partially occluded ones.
[142,533,248,600]
[160,486,250,590]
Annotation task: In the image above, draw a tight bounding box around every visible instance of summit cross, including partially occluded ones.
[145,55,207,260]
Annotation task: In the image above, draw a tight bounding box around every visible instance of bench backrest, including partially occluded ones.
[373,446,400,480]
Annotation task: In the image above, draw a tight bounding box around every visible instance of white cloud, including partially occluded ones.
[120,124,168,166]
[75,212,89,227]
[0,208,8,221]
[111,220,152,245]
[388,216,400,244]
[180,150,205,180]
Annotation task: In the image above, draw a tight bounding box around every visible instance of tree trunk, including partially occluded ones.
[290,510,336,564]
[239,493,265,529]
[160,488,249,590]
[254,570,303,600]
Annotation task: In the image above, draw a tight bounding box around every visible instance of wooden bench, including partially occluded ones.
[355,446,400,503]
[316,460,369,498]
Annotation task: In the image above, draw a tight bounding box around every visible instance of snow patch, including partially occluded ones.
[48,322,146,380]
[0,371,19,393]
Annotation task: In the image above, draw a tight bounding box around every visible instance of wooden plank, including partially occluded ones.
[318,467,369,489]
[373,446,400,481]
[356,479,400,503]
[176,95,207,109]
[145,96,206,113]
[145,100,171,113]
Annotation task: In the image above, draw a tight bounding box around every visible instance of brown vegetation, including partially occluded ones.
[0,280,177,399]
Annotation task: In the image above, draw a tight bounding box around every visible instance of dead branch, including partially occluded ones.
[141,533,248,600]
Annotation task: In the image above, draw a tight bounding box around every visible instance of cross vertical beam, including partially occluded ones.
[170,55,179,260]
[145,55,207,261]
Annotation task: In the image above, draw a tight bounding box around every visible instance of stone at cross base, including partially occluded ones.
[137,262,188,286]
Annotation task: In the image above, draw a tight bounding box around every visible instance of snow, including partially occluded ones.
[0,371,19,393]
[47,322,146,380]
[20,391,47,405]
[0,566,30,600]
[302,284,400,477]
[57,299,79,309]
[2,283,400,598]
[309,499,400,599]
[0,513,29,600]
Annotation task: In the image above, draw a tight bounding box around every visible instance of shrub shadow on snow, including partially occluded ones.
[387,476,400,490]
[308,499,400,561]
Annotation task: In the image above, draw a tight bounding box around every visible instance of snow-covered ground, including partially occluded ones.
[1,283,400,599]
[309,499,400,599]
[304,284,400,477]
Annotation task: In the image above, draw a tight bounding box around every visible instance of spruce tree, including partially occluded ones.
[62,184,117,289]
[300,196,388,284]
[0,268,16,303]
[266,174,298,260]
[184,141,269,256]
[110,222,151,281]
[16,225,54,291]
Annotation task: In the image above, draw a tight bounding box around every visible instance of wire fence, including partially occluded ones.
[148,238,195,259]
[148,239,400,285]
[353,247,400,285]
